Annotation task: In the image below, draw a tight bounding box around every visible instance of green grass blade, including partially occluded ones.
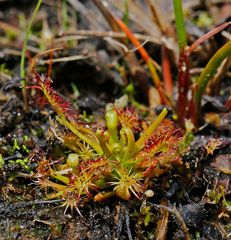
[20,0,43,110]
[195,40,231,105]
[173,0,187,51]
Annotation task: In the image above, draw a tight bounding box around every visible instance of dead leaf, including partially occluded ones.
[211,154,231,175]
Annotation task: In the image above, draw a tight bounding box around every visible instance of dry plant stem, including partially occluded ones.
[177,46,190,125]
[38,54,91,65]
[115,18,160,86]
[68,0,107,30]
[20,0,43,112]
[147,0,166,33]
[29,47,63,72]
[114,17,170,104]
[92,0,120,32]
[57,30,161,45]
[92,0,163,98]
[150,203,190,240]
[0,39,41,54]
[88,1,166,103]
[192,40,231,125]
[147,0,173,95]
[190,21,231,53]
[155,200,169,240]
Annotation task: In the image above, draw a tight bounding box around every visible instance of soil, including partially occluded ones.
[0,1,230,239]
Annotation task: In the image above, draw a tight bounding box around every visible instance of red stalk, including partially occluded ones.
[115,17,170,104]
[176,46,190,126]
[190,21,231,53]
[161,46,173,96]
[115,18,150,63]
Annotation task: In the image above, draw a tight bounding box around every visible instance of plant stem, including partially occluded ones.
[162,46,173,96]
[190,21,231,53]
[115,17,169,104]
[173,0,190,125]
[176,46,190,125]
[20,0,43,112]
[62,0,68,31]
[173,0,187,51]
[193,40,231,121]
[123,0,129,26]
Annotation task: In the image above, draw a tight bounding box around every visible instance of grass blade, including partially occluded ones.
[192,40,231,124]
[20,0,43,112]
[173,0,187,51]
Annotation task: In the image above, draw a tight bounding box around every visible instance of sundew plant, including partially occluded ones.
[30,72,192,214]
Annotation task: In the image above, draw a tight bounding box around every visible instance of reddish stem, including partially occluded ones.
[115,17,170,104]
[115,18,150,63]
[161,46,173,96]
[190,21,231,53]
[176,46,190,126]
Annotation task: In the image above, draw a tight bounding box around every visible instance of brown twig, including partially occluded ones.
[190,21,231,53]
[92,0,120,32]
[56,30,161,45]
[150,203,190,240]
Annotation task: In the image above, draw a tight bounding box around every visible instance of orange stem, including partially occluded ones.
[161,46,173,96]
[115,17,167,103]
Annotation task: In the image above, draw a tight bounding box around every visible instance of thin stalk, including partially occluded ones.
[173,0,187,51]
[115,17,160,87]
[92,0,120,32]
[148,0,173,101]
[135,108,168,152]
[173,0,190,125]
[176,46,190,125]
[123,0,129,26]
[146,58,161,88]
[62,0,68,31]
[20,0,43,112]
[192,40,231,124]
[190,21,231,53]
[115,17,170,104]
[161,46,173,96]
